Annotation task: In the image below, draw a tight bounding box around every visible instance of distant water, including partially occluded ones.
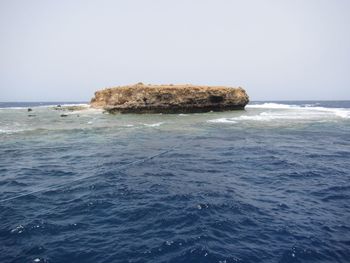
[0,101,349,263]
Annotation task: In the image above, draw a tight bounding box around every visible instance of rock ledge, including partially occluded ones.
[90,83,249,113]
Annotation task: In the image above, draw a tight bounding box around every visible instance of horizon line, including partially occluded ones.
[1,99,350,103]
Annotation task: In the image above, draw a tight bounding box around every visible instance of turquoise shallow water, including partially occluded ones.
[0,101,350,263]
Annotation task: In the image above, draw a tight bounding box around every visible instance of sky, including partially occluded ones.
[0,0,349,101]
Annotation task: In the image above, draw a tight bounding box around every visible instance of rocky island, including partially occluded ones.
[90,83,249,114]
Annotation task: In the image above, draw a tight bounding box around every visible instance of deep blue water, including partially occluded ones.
[0,101,350,263]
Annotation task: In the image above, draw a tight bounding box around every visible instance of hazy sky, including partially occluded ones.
[1,0,349,101]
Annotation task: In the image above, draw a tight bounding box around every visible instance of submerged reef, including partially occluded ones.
[90,83,249,114]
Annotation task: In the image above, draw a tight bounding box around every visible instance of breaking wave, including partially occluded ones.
[247,103,350,118]
[207,118,237,124]
[209,103,350,124]
[143,122,164,127]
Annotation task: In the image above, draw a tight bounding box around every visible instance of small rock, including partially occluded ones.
[60,114,68,117]
[27,108,32,112]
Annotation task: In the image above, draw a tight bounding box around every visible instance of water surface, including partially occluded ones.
[1,101,349,263]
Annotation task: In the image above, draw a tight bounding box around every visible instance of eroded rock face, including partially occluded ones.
[90,83,249,113]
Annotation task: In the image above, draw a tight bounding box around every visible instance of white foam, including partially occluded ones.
[0,128,27,134]
[11,225,24,233]
[144,122,164,127]
[35,103,90,109]
[0,107,27,110]
[334,110,349,118]
[207,118,237,124]
[60,103,89,107]
[68,109,102,116]
[246,103,298,109]
[0,103,90,110]
[37,103,90,109]
[208,103,350,124]
[247,103,350,119]
[304,106,350,118]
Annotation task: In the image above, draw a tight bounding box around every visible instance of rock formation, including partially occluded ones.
[90,83,249,114]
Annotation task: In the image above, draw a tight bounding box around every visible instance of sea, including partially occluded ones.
[0,101,349,263]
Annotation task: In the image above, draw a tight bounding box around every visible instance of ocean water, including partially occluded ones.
[0,101,349,263]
